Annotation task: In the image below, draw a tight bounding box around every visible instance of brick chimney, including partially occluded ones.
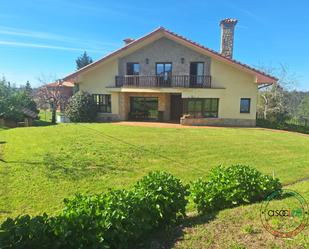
[123,38,135,45]
[220,18,238,59]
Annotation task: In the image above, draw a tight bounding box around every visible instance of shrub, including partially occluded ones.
[65,91,97,122]
[256,119,309,134]
[61,172,189,248]
[191,165,282,214]
[134,171,189,227]
[0,214,56,249]
[62,190,149,249]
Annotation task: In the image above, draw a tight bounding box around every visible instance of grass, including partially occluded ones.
[0,123,308,248]
[145,180,308,249]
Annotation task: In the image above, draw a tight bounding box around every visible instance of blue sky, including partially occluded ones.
[0,0,309,90]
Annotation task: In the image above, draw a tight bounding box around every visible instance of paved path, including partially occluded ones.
[112,121,309,136]
[113,121,226,129]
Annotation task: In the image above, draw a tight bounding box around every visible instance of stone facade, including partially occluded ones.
[118,37,211,76]
[180,117,256,127]
[220,19,238,59]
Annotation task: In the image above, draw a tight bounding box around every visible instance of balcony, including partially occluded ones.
[115,75,211,88]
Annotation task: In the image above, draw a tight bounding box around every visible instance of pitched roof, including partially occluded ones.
[21,108,38,119]
[46,81,74,87]
[63,27,278,84]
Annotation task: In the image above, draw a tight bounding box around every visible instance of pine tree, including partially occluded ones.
[76,51,93,70]
[25,81,32,95]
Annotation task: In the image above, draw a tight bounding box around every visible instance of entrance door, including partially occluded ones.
[170,94,183,121]
[130,97,158,120]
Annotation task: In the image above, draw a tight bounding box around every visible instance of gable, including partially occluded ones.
[118,37,211,76]
[63,27,277,84]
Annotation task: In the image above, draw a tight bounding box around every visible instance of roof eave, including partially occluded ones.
[63,26,278,84]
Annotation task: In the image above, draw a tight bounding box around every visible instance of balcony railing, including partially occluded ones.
[115,75,211,88]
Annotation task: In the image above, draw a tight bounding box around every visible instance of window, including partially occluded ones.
[204,98,219,117]
[93,94,111,113]
[156,63,172,80]
[240,98,251,113]
[126,63,140,75]
[185,98,219,118]
[190,62,204,85]
[130,97,158,120]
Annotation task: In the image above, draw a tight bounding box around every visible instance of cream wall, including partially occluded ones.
[77,39,258,122]
[79,59,118,93]
[78,59,120,116]
[211,59,257,119]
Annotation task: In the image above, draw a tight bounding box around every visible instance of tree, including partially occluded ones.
[0,77,38,122]
[297,96,309,118]
[257,64,298,122]
[25,81,32,95]
[76,51,93,70]
[37,81,69,124]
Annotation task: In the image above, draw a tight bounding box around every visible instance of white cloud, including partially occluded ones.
[0,40,105,53]
[0,25,120,52]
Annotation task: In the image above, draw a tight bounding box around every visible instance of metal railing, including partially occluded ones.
[115,75,211,88]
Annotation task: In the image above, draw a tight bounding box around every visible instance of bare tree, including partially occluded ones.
[257,64,298,121]
[37,80,69,124]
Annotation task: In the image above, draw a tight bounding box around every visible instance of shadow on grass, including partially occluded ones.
[33,120,56,127]
[0,210,12,215]
[1,159,42,165]
[138,212,218,249]
[43,152,134,181]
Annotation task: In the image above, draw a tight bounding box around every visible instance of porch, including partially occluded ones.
[118,92,183,122]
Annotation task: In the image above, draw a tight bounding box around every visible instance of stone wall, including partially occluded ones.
[118,37,211,76]
[180,117,256,127]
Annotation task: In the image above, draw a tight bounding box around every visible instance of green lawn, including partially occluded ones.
[0,124,308,224]
[145,180,309,249]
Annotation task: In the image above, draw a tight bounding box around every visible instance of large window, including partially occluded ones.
[130,97,158,120]
[184,98,219,118]
[126,63,140,75]
[240,98,251,113]
[93,94,111,113]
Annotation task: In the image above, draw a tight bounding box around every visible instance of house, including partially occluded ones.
[44,81,74,111]
[63,19,277,126]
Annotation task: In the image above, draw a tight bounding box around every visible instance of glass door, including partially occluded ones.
[130,97,159,120]
[190,62,204,86]
[156,63,172,86]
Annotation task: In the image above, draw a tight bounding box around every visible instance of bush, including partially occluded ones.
[61,172,189,248]
[0,170,280,247]
[134,171,189,227]
[0,171,189,249]
[62,190,149,249]
[257,119,309,134]
[191,165,282,214]
[65,91,97,122]
[0,214,56,249]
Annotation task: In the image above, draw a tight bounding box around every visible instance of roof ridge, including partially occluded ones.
[63,26,278,82]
